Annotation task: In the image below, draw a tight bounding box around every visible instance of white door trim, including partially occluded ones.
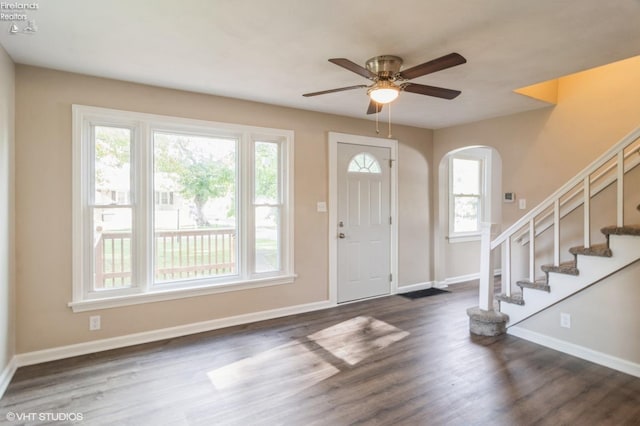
[328,132,398,305]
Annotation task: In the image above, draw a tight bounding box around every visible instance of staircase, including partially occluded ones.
[468,127,640,335]
[497,225,640,326]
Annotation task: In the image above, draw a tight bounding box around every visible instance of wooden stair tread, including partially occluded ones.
[541,261,579,275]
[568,243,612,257]
[496,293,524,305]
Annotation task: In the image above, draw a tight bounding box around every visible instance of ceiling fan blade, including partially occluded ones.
[402,83,461,99]
[329,58,377,80]
[366,100,383,115]
[399,53,466,80]
[303,84,367,97]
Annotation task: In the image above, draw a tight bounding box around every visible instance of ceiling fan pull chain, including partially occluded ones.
[375,106,380,135]
[388,102,392,138]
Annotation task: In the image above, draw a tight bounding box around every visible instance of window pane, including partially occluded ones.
[93,207,132,290]
[255,142,279,204]
[348,152,381,174]
[94,126,131,205]
[255,206,280,273]
[153,132,237,282]
[453,196,479,233]
[452,158,480,195]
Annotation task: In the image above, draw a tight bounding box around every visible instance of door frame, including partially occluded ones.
[328,132,398,305]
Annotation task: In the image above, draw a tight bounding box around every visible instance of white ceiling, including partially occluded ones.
[2,0,640,129]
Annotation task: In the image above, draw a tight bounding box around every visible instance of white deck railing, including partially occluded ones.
[478,126,640,311]
[94,228,236,289]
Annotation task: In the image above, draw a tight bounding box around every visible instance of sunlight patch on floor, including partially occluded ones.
[207,316,409,397]
[207,341,339,396]
[307,316,410,366]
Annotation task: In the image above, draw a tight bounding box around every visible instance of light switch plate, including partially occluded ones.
[518,199,527,210]
[317,202,327,212]
[560,312,571,328]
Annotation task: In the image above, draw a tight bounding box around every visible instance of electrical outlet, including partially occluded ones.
[560,312,571,329]
[89,315,101,331]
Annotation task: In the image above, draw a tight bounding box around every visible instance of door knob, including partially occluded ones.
[338,233,346,239]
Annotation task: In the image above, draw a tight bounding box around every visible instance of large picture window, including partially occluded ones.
[72,105,294,311]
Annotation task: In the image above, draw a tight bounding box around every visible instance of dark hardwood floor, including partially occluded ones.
[2,281,640,425]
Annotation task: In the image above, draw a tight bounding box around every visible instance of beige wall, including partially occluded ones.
[14,66,433,353]
[0,46,15,373]
[517,260,640,364]
[433,55,640,281]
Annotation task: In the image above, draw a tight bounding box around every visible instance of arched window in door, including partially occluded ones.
[348,152,382,173]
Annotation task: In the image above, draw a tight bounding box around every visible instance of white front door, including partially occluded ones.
[337,143,391,303]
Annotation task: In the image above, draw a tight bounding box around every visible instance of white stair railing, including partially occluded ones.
[478,126,640,312]
[513,149,640,246]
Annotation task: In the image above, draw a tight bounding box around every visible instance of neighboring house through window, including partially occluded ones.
[154,191,175,206]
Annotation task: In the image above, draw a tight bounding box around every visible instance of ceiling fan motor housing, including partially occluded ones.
[366,55,403,79]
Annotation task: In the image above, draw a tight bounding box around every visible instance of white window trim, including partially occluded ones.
[448,153,488,243]
[71,105,295,312]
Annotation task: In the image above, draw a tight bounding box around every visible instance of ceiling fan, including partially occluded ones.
[303,53,466,114]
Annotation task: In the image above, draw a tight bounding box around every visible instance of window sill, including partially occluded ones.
[447,234,481,243]
[68,274,297,313]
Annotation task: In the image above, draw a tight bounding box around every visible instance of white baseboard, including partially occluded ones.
[508,326,640,378]
[396,281,435,293]
[441,269,502,286]
[443,272,480,286]
[0,356,18,399]
[15,300,334,368]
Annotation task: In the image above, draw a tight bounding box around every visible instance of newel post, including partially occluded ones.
[478,222,496,311]
[466,222,509,336]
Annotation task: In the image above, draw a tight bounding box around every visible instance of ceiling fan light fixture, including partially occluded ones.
[302,52,466,116]
[368,81,399,104]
